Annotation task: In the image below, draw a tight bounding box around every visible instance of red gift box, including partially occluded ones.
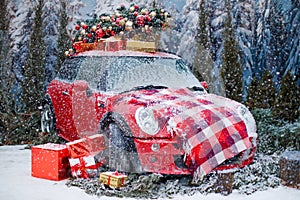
[66,134,105,158]
[69,156,103,178]
[67,134,106,179]
[73,39,126,53]
[31,143,70,181]
[104,39,126,51]
[66,134,106,158]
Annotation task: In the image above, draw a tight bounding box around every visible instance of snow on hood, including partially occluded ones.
[122,88,255,179]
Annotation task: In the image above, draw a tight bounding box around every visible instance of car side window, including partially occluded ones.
[57,58,81,82]
[75,57,112,90]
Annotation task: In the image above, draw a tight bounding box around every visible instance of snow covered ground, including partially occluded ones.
[0,145,299,200]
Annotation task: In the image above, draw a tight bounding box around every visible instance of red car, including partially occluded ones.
[41,43,257,179]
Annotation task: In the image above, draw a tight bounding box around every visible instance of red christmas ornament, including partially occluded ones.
[136,15,145,26]
[75,24,81,30]
[87,33,92,38]
[82,24,88,30]
[116,17,124,26]
[134,5,139,10]
[145,15,151,22]
[109,30,115,36]
[83,38,87,43]
[96,29,104,39]
[134,11,138,17]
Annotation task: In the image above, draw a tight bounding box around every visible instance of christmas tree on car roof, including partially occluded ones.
[67,3,172,55]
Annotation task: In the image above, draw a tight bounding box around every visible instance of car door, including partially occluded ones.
[71,56,109,138]
[71,80,99,138]
[48,58,80,141]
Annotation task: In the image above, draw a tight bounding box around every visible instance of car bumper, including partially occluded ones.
[134,137,256,175]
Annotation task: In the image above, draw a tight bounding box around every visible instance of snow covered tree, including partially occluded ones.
[8,0,35,112]
[43,0,60,87]
[272,71,300,122]
[232,0,255,95]
[57,0,72,72]
[220,0,243,102]
[193,0,212,85]
[253,0,271,78]
[267,0,288,87]
[245,77,259,110]
[0,0,11,133]
[21,0,45,114]
[284,0,300,84]
[0,0,36,139]
[257,70,276,109]
[68,0,86,34]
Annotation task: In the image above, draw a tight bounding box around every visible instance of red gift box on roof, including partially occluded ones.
[73,38,126,53]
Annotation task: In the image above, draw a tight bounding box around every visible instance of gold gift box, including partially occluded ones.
[99,171,128,188]
[126,40,156,52]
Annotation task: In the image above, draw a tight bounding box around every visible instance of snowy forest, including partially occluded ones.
[0,0,299,153]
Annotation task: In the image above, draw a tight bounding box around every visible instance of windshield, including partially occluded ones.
[66,56,202,93]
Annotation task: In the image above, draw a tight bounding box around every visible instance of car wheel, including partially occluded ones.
[106,123,142,173]
[41,97,56,133]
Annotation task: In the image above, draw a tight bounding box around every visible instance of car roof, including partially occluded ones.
[75,50,181,59]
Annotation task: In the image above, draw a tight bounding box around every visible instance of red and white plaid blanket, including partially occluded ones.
[128,88,254,180]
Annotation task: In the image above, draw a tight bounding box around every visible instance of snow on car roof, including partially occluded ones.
[75,50,181,59]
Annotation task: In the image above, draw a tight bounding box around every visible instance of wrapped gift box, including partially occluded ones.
[67,134,106,158]
[69,156,101,178]
[73,39,126,53]
[126,40,156,52]
[31,143,70,181]
[99,171,128,188]
[104,39,126,51]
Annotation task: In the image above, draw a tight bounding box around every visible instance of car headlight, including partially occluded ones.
[238,105,257,139]
[135,107,159,135]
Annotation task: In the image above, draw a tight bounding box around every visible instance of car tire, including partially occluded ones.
[106,123,142,173]
[41,97,57,134]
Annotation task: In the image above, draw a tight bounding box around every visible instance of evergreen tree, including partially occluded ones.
[257,70,276,109]
[193,0,214,92]
[245,76,259,109]
[8,0,35,112]
[272,71,300,122]
[221,0,243,102]
[21,0,45,114]
[267,0,287,87]
[43,0,60,87]
[196,0,209,50]
[254,0,271,78]
[284,0,300,84]
[0,0,10,132]
[232,0,255,95]
[57,0,71,73]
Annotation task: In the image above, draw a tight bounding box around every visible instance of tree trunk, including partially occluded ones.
[214,170,236,195]
[280,151,300,189]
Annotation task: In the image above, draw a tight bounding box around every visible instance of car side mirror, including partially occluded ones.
[72,80,89,91]
[200,81,209,91]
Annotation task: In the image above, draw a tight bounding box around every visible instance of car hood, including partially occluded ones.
[115,88,256,178]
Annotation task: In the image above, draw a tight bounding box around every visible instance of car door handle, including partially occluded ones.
[62,91,70,96]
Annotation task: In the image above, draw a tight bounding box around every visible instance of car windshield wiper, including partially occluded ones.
[121,85,168,94]
[188,86,204,92]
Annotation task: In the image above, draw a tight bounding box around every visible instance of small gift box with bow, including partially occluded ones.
[69,156,102,178]
[99,171,128,188]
